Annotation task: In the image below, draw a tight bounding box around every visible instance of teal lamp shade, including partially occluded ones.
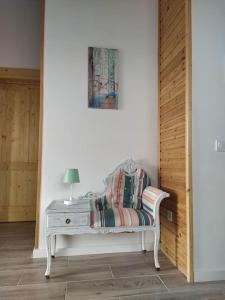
[63,169,80,184]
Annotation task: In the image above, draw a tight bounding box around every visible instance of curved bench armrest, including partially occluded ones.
[142,186,170,226]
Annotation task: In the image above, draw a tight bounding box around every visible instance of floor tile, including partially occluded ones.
[66,275,166,299]
[0,222,35,237]
[159,273,192,290]
[0,256,68,271]
[0,249,32,259]
[119,289,225,300]
[143,251,172,263]
[68,251,146,267]
[3,236,34,250]
[159,273,225,293]
[0,269,21,287]
[111,259,178,278]
[20,264,112,285]
[0,282,66,300]
[0,238,7,248]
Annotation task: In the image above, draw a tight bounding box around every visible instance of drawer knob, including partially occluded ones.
[65,218,71,224]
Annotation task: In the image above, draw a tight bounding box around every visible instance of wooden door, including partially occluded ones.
[0,69,40,221]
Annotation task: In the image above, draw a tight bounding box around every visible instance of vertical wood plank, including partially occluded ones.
[185,0,193,283]
[158,0,192,279]
[35,0,45,248]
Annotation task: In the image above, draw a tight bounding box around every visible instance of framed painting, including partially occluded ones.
[88,47,119,109]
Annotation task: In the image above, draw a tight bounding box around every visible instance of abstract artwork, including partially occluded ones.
[88,47,119,109]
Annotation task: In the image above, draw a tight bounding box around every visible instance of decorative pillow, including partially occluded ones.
[104,168,150,209]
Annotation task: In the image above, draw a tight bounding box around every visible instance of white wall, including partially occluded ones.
[0,0,40,69]
[192,0,225,281]
[35,0,158,256]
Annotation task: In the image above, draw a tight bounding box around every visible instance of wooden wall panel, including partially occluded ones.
[159,0,192,279]
[0,80,39,222]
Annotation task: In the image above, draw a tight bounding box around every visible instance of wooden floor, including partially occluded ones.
[0,223,225,299]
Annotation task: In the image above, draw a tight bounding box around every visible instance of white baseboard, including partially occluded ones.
[194,269,225,282]
[33,241,154,258]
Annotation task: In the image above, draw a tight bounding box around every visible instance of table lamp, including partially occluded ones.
[63,168,80,205]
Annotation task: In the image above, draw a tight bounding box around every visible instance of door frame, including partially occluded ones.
[185,0,194,283]
[0,68,39,82]
[34,0,45,249]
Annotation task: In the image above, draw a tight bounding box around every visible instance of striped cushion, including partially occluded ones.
[142,186,164,217]
[93,195,108,211]
[90,207,154,228]
[94,168,150,210]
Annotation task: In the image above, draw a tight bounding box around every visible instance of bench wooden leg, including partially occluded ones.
[51,235,56,258]
[154,229,160,270]
[45,235,52,278]
[142,231,146,253]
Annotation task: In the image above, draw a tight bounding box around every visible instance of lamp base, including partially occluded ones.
[64,198,78,205]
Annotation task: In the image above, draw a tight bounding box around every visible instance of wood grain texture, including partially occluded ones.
[158,0,193,280]
[0,80,40,221]
[35,0,44,249]
[185,0,193,282]
[0,68,39,82]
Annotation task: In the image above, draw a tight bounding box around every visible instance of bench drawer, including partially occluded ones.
[47,213,90,228]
